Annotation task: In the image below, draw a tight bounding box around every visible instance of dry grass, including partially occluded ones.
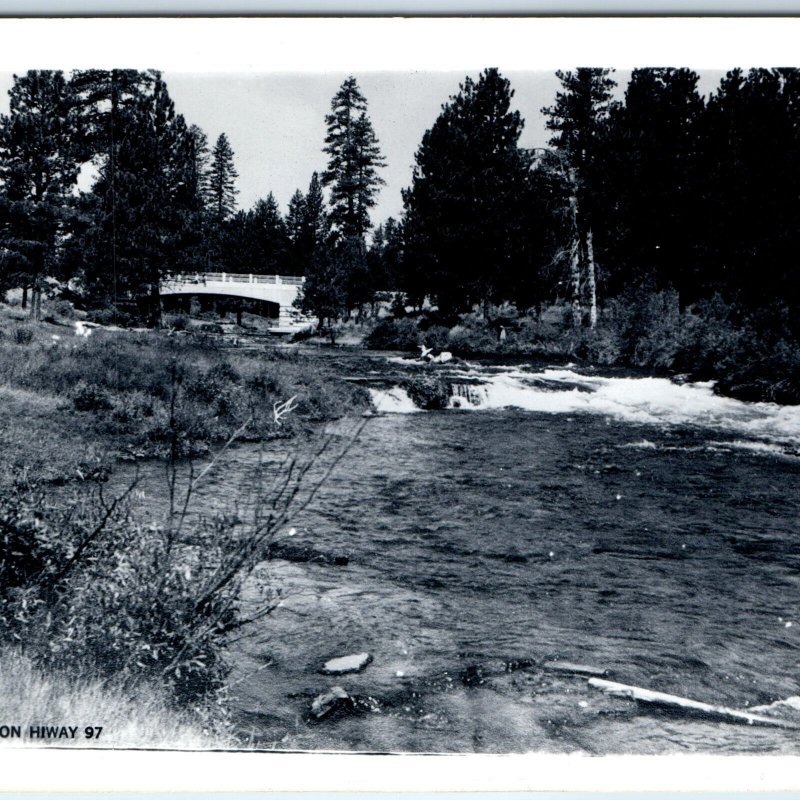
[0,649,236,749]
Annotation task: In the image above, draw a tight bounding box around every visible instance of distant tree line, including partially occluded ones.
[1,66,800,340]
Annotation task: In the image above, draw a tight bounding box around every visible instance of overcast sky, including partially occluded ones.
[0,68,724,226]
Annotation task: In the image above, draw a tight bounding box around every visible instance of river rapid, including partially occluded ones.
[134,353,800,753]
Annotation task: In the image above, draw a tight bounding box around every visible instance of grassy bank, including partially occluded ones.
[367,293,800,405]
[0,303,371,470]
[0,303,372,743]
[0,649,234,749]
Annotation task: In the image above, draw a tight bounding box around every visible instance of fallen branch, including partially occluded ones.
[588,677,799,729]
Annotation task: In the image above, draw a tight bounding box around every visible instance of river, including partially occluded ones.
[131,354,800,753]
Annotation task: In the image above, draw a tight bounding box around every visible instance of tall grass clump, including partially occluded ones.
[0,648,233,748]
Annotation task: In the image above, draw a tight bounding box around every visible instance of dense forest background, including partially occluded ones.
[1,66,799,400]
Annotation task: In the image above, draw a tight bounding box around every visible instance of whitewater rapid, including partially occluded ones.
[369,367,800,449]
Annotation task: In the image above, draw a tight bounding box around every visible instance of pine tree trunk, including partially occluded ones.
[149,282,162,328]
[585,225,597,330]
[567,168,582,329]
[21,285,28,310]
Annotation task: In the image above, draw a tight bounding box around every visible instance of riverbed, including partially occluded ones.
[130,354,800,753]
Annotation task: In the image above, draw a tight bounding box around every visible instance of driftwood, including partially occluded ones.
[544,660,609,678]
[588,677,799,729]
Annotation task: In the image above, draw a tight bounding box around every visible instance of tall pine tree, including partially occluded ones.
[402,68,533,316]
[542,68,616,328]
[208,132,238,222]
[0,70,80,315]
[322,76,386,241]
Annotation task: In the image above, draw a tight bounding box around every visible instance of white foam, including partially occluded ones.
[709,439,799,458]
[369,387,419,414]
[445,367,800,445]
[373,365,800,445]
[620,439,659,450]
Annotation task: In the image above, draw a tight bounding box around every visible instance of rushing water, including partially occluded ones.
[134,357,800,753]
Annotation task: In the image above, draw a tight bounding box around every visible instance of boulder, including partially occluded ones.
[321,652,372,675]
[310,686,352,719]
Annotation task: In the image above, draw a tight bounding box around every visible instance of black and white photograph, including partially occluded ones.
[2,15,800,769]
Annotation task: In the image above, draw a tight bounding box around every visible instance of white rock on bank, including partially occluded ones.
[321,652,373,675]
[311,686,351,719]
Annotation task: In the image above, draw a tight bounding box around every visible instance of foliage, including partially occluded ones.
[322,76,386,240]
[0,70,81,315]
[402,374,451,410]
[402,69,535,315]
[208,132,238,222]
[12,324,33,344]
[0,421,362,710]
[365,318,421,351]
[72,381,114,412]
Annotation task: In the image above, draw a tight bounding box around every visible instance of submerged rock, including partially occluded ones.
[321,652,373,675]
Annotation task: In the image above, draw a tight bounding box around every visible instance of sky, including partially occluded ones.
[0,68,724,226]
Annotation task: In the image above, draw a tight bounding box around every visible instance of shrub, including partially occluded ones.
[365,318,421,351]
[72,381,114,412]
[200,323,224,334]
[403,374,452,410]
[43,299,76,322]
[0,422,363,717]
[447,322,498,355]
[422,325,450,351]
[12,325,34,345]
[164,312,190,331]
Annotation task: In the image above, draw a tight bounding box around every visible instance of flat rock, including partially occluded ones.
[321,652,373,675]
[310,686,351,719]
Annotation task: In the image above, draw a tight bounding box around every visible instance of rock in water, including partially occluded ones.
[321,652,373,675]
[311,686,352,719]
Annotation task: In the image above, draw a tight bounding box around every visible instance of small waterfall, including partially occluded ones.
[450,382,490,408]
[368,387,419,414]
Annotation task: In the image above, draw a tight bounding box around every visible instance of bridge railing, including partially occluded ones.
[165,272,305,286]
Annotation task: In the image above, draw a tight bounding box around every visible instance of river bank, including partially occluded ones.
[365,294,800,406]
[4,306,800,752]
[0,307,372,744]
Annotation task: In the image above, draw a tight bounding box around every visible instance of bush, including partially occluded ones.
[422,325,450,351]
[164,312,190,331]
[86,306,133,327]
[403,374,452,410]
[12,325,34,345]
[200,323,224,335]
[447,321,498,355]
[43,299,76,322]
[0,420,361,717]
[365,318,421,351]
[72,381,114,412]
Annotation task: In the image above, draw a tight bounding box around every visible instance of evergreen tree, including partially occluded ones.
[601,68,706,302]
[246,192,289,274]
[402,68,533,316]
[0,70,80,315]
[702,68,800,327]
[67,72,198,325]
[542,68,617,327]
[208,132,238,222]
[367,216,403,294]
[187,124,212,211]
[322,76,386,240]
[285,188,306,274]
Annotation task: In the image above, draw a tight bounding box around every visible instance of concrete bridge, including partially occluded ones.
[161,272,310,330]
